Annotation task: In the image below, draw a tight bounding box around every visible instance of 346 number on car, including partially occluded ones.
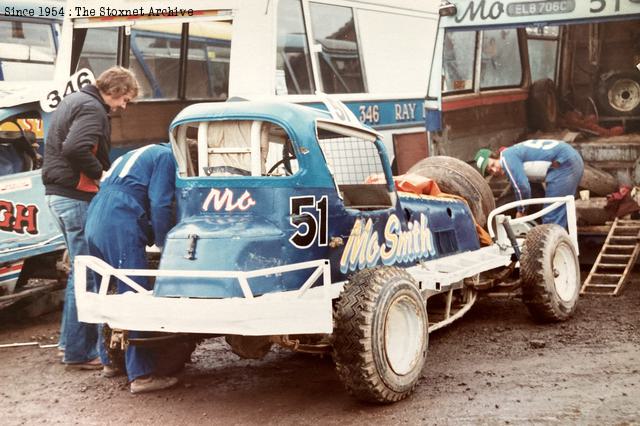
[40,68,95,113]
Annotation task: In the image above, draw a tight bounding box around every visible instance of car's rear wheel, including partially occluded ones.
[333,267,428,403]
[520,224,580,322]
[408,156,495,227]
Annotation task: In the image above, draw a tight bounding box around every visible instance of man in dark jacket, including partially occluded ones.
[42,66,139,369]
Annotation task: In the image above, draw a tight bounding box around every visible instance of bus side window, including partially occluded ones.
[0,19,57,81]
[276,0,315,95]
[479,29,522,89]
[130,25,181,99]
[527,26,560,83]
[443,31,476,93]
[76,27,118,80]
[309,3,365,94]
[187,21,231,100]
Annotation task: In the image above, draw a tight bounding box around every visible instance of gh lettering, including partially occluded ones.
[0,201,39,234]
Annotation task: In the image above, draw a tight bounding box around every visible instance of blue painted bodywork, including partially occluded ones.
[155,101,480,298]
[0,102,62,290]
[0,169,65,262]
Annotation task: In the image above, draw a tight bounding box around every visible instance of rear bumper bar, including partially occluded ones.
[74,256,334,336]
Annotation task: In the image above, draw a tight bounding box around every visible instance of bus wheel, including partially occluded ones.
[408,156,495,227]
[521,224,580,322]
[528,78,558,131]
[333,267,428,403]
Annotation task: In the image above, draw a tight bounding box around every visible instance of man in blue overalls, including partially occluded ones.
[475,140,584,228]
[86,143,177,394]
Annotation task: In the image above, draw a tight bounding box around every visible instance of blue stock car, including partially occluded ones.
[75,100,581,403]
[0,128,65,309]
[0,0,66,308]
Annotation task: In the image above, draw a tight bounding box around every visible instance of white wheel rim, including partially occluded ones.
[552,242,577,302]
[384,295,425,376]
[608,78,640,112]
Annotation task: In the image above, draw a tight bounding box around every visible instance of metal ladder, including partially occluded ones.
[580,218,640,296]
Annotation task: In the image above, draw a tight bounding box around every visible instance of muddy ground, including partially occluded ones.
[0,272,638,426]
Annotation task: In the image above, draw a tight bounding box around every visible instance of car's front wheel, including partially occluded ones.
[520,224,580,322]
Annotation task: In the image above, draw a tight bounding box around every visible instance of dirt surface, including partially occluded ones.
[1,273,639,425]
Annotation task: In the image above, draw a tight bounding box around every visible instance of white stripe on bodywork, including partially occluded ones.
[119,145,154,178]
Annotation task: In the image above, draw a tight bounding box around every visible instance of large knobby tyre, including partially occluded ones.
[332,267,428,403]
[520,224,580,322]
[408,156,495,227]
[528,78,558,132]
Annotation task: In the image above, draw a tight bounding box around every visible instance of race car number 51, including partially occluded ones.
[40,69,96,113]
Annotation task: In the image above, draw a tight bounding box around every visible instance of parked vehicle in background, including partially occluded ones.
[44,0,442,161]
[422,0,640,170]
[0,1,66,308]
[418,0,640,254]
[0,0,62,82]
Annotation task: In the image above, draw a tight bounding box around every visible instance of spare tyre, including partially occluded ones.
[579,164,618,197]
[597,71,640,116]
[407,156,495,227]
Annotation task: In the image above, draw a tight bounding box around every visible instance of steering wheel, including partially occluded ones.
[266,153,296,176]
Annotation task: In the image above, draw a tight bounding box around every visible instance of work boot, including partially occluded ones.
[65,357,103,370]
[102,364,124,378]
[130,375,178,394]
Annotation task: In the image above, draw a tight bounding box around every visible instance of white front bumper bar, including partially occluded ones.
[74,256,333,336]
[487,195,579,254]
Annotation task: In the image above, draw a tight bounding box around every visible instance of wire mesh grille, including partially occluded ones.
[318,136,384,185]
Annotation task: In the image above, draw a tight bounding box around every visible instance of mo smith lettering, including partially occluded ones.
[340,213,435,273]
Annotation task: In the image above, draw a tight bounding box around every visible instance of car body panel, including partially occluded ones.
[155,101,480,298]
